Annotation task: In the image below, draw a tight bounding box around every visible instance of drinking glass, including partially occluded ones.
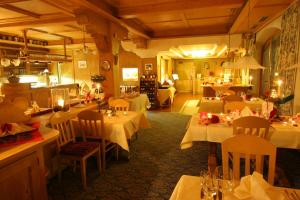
[200,170,218,200]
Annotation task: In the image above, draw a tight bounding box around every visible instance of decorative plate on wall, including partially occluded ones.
[101,60,111,71]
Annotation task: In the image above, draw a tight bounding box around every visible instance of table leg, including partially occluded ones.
[208,142,217,173]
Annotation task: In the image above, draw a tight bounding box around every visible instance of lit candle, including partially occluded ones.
[277,80,283,97]
[58,99,64,107]
[249,76,253,85]
[207,113,212,119]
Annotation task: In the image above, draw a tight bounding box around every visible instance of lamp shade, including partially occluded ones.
[234,55,265,69]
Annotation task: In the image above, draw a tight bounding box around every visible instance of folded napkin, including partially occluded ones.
[240,106,253,117]
[234,172,284,200]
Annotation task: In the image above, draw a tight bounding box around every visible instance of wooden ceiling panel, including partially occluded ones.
[137,13,182,24]
[188,17,232,27]
[153,24,229,38]
[10,0,61,14]
[256,0,294,7]
[233,3,292,33]
[184,8,236,19]
[146,20,187,30]
[0,7,24,19]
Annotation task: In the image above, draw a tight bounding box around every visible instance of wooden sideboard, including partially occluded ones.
[0,127,59,200]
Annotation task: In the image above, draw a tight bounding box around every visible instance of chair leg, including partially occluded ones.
[101,144,106,172]
[73,160,77,173]
[115,145,119,161]
[96,149,102,174]
[135,132,138,140]
[58,157,62,184]
[80,160,87,190]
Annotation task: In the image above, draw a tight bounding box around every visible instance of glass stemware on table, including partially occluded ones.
[200,167,235,200]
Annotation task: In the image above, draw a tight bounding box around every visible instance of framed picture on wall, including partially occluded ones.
[145,63,153,71]
[78,60,87,68]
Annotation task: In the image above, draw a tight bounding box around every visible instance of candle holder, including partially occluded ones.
[51,88,70,112]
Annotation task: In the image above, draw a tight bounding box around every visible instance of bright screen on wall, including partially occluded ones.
[122,68,138,81]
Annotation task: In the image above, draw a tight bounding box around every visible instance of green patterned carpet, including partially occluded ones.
[48,112,208,200]
[48,112,300,200]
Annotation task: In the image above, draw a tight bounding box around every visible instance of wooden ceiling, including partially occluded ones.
[0,0,295,47]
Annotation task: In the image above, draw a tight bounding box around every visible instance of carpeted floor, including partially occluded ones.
[48,111,300,200]
[48,112,209,200]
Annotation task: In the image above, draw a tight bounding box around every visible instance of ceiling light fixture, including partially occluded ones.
[234,0,264,69]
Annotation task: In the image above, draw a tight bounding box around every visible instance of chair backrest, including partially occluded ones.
[233,116,270,138]
[222,135,276,185]
[49,112,76,150]
[223,95,243,102]
[224,101,246,113]
[77,110,104,140]
[109,98,129,111]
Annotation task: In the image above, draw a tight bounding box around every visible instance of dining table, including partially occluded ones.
[73,110,150,151]
[126,94,151,112]
[170,175,300,200]
[198,97,265,113]
[181,114,300,150]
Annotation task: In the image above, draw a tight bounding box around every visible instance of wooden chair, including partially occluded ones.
[109,98,130,111]
[49,112,101,190]
[233,116,270,139]
[222,134,276,185]
[77,110,118,171]
[224,101,246,113]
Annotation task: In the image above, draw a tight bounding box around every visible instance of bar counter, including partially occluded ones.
[0,127,59,200]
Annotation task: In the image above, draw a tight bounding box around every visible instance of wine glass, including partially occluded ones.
[200,170,218,200]
[214,166,234,196]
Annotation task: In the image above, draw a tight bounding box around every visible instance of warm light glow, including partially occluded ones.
[170,48,183,58]
[19,75,38,83]
[207,113,212,119]
[217,45,227,57]
[274,72,279,76]
[249,76,253,80]
[277,80,283,86]
[58,99,64,107]
[122,68,138,81]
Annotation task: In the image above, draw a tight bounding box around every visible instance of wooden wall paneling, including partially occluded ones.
[141,57,157,74]
[118,48,142,87]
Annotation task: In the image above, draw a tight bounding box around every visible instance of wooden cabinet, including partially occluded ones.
[0,151,47,200]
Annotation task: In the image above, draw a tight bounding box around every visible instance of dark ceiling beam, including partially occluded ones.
[69,0,150,39]
[0,4,41,18]
[39,0,75,17]
[118,0,244,19]
[229,0,259,33]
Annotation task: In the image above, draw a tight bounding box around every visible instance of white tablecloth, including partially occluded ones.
[73,111,150,151]
[198,97,265,113]
[169,175,300,200]
[157,87,176,106]
[127,94,150,112]
[181,114,300,149]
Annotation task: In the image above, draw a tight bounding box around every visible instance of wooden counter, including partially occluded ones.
[0,127,59,200]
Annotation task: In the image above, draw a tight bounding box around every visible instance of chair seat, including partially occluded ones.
[60,142,99,156]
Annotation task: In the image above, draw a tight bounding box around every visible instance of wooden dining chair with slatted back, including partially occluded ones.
[49,111,101,190]
[109,98,130,111]
[222,134,276,185]
[233,116,270,138]
[77,110,118,172]
[224,101,246,113]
